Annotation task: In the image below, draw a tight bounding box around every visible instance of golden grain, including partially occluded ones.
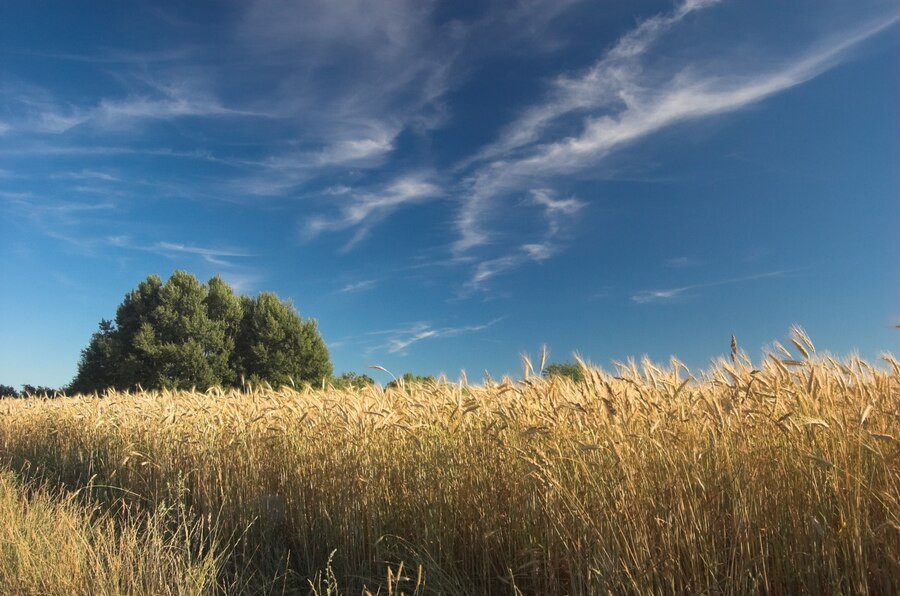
[0,333,897,593]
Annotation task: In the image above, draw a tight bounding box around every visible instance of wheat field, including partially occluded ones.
[1,330,898,594]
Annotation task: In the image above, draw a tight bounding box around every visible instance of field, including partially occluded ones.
[1,331,898,594]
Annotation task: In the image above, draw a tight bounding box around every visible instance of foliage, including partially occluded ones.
[233,292,332,388]
[385,372,436,390]
[69,271,331,393]
[0,385,18,398]
[330,372,375,389]
[20,385,59,397]
[542,361,585,382]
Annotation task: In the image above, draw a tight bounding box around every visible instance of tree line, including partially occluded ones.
[1,270,585,397]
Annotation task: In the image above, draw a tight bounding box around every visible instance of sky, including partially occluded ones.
[1,0,898,389]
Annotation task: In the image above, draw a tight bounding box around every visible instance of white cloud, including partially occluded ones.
[384,318,504,353]
[152,242,254,266]
[51,169,121,181]
[468,255,523,288]
[228,0,464,183]
[631,270,788,304]
[467,0,722,167]
[31,92,265,134]
[335,279,378,294]
[459,187,584,292]
[304,173,442,247]
[631,288,689,304]
[216,271,262,294]
[521,243,554,261]
[665,256,700,269]
[530,188,584,215]
[236,125,400,197]
[102,238,255,267]
[1,190,116,218]
[450,2,898,288]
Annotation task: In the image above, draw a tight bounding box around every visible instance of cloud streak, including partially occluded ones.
[104,237,255,267]
[15,82,268,135]
[335,279,378,294]
[304,174,442,249]
[631,270,789,304]
[384,318,504,354]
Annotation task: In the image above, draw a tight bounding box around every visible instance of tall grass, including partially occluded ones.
[0,469,226,595]
[1,330,898,593]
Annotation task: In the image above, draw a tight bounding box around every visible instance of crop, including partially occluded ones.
[0,470,225,595]
[1,329,897,594]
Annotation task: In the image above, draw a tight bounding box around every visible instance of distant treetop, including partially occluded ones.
[542,362,585,383]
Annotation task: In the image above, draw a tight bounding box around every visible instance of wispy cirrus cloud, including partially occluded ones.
[11,80,268,135]
[3,0,896,303]
[50,169,121,182]
[104,237,255,267]
[665,256,701,269]
[304,174,442,249]
[451,1,899,288]
[335,279,378,294]
[0,190,118,241]
[631,270,789,304]
[465,0,722,168]
[151,242,254,266]
[382,317,504,354]
[462,188,585,293]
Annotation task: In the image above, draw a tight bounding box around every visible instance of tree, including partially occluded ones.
[385,373,435,390]
[543,362,584,383]
[204,275,243,385]
[20,385,58,397]
[234,292,332,387]
[331,372,375,389]
[0,385,19,398]
[69,271,332,393]
[68,319,118,395]
[112,271,224,390]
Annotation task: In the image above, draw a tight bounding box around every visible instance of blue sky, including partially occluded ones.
[1,0,898,388]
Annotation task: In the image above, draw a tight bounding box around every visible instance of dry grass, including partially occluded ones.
[0,469,226,595]
[1,329,898,594]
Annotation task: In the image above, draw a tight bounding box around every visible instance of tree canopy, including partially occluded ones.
[385,373,436,390]
[69,271,332,394]
[331,372,375,389]
[542,362,585,383]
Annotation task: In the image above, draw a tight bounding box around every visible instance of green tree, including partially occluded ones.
[118,271,223,390]
[385,373,435,390]
[234,292,332,388]
[20,385,58,397]
[543,362,585,383]
[204,276,243,385]
[69,271,332,393]
[67,319,118,395]
[0,385,19,398]
[113,274,164,389]
[331,372,375,389]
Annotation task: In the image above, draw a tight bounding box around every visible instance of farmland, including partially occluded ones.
[1,332,898,594]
